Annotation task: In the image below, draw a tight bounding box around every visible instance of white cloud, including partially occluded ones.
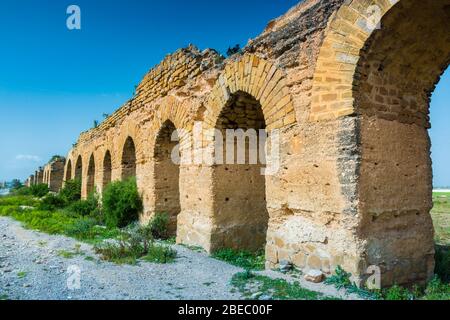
[15,155,42,162]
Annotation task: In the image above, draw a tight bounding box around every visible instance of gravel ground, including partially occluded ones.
[0,217,358,300]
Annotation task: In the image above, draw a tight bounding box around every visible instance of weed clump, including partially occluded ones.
[94,222,176,265]
[212,248,265,271]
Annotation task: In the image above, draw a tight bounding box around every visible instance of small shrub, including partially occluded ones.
[38,194,66,211]
[94,237,144,265]
[226,44,241,56]
[325,266,380,300]
[102,178,142,228]
[383,285,415,300]
[142,244,177,264]
[29,184,49,198]
[12,187,32,196]
[123,222,154,253]
[95,222,176,265]
[67,193,99,217]
[60,179,82,203]
[324,266,353,289]
[149,213,170,240]
[65,217,98,239]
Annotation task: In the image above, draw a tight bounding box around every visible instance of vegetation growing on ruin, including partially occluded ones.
[212,249,265,271]
[231,270,334,300]
[325,266,450,301]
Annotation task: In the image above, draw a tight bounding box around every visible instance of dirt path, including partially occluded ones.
[0,217,357,300]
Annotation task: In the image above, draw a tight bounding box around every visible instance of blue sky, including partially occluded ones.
[0,1,448,187]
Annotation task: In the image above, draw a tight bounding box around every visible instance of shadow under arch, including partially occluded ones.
[153,120,181,236]
[210,90,269,252]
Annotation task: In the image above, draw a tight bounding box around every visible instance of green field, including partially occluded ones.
[432,192,450,246]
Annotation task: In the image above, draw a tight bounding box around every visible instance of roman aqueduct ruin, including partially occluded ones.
[26,0,450,287]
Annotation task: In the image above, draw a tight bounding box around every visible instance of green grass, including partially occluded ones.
[432,192,450,245]
[212,248,265,271]
[325,266,450,301]
[0,294,9,300]
[58,245,84,259]
[0,195,39,207]
[0,196,121,244]
[0,195,177,267]
[17,271,27,279]
[231,271,334,300]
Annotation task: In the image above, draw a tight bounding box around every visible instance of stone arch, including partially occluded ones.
[152,96,189,131]
[311,0,450,286]
[121,137,137,180]
[102,150,112,191]
[311,0,450,122]
[75,156,83,181]
[153,120,181,236]
[65,159,72,182]
[357,0,450,287]
[204,54,296,130]
[210,90,269,252]
[87,154,96,195]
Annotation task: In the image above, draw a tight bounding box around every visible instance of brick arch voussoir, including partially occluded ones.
[310,0,397,122]
[205,54,296,130]
[148,97,193,155]
[117,121,143,165]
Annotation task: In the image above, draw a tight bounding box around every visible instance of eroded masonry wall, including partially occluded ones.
[353,0,450,286]
[58,0,363,280]
[359,116,435,286]
[24,0,448,288]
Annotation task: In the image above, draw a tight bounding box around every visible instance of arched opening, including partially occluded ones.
[430,67,450,281]
[75,156,83,182]
[102,151,112,191]
[121,137,137,180]
[65,160,72,181]
[154,120,181,236]
[87,154,95,195]
[212,91,269,252]
[354,0,450,286]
